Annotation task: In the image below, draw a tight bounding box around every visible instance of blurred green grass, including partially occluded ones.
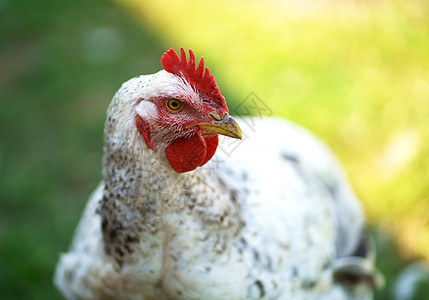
[1,0,428,299]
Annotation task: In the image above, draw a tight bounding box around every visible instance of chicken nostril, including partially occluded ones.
[209,111,222,121]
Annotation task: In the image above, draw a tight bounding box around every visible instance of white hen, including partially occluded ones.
[54,48,382,300]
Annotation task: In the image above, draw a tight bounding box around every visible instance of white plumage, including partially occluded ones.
[55,49,381,299]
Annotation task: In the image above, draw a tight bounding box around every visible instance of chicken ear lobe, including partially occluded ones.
[136,116,155,150]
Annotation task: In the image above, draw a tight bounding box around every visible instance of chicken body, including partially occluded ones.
[55,49,379,300]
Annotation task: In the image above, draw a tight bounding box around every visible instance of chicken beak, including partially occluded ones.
[189,115,242,139]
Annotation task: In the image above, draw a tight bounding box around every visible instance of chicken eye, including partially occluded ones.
[166,99,183,113]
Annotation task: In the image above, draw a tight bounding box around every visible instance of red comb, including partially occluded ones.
[161,48,226,110]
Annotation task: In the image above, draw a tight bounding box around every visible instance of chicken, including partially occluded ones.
[54,48,382,299]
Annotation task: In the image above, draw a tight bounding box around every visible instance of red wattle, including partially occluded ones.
[165,134,219,173]
[201,135,219,166]
[166,134,206,173]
